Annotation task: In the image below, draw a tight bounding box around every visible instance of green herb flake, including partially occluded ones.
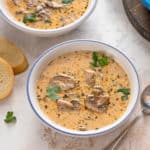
[117,88,130,95]
[46,86,61,100]
[23,13,37,23]
[4,111,16,123]
[90,52,99,67]
[62,0,74,4]
[90,52,109,67]
[98,55,109,67]
[117,88,130,101]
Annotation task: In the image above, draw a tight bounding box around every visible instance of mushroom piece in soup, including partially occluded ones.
[36,51,130,131]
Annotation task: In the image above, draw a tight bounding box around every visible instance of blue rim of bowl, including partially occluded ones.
[27,39,140,137]
[0,0,97,33]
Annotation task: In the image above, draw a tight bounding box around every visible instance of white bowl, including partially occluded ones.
[27,39,140,137]
[0,0,97,37]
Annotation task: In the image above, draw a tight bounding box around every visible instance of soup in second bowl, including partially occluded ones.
[6,0,89,29]
[36,51,130,131]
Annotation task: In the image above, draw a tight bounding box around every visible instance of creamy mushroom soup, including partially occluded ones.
[36,51,130,131]
[6,0,89,29]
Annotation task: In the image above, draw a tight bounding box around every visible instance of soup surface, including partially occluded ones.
[36,51,130,131]
[6,0,89,29]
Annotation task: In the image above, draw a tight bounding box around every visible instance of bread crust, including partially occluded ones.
[0,57,14,100]
[0,37,28,75]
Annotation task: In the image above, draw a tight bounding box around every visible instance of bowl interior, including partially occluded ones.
[27,40,140,136]
[0,0,96,32]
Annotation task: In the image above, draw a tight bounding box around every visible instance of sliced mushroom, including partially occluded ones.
[92,85,103,96]
[57,99,74,111]
[70,99,80,110]
[13,0,20,6]
[25,0,39,8]
[57,98,80,111]
[37,9,51,21]
[36,5,43,12]
[84,69,95,87]
[50,74,76,90]
[63,93,80,110]
[46,1,65,8]
[36,3,47,12]
[85,94,110,112]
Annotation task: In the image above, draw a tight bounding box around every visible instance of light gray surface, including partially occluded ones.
[0,0,150,150]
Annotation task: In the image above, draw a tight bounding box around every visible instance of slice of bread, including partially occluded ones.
[0,37,28,74]
[0,57,14,100]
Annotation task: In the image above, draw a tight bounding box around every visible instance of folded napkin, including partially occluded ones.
[141,0,150,10]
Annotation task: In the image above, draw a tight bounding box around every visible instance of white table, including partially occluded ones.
[0,0,150,150]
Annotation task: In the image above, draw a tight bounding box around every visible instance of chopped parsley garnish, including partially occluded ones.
[4,111,16,123]
[99,55,109,67]
[91,52,99,67]
[117,88,130,95]
[117,88,130,100]
[62,0,74,4]
[90,52,109,67]
[23,13,37,23]
[46,86,61,100]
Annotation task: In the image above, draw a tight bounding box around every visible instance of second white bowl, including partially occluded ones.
[0,0,97,37]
